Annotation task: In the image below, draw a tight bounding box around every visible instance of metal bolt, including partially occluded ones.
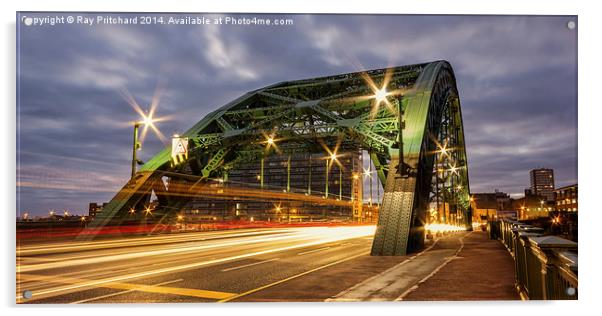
[22,290,32,299]
[566,287,576,296]
[567,21,576,30]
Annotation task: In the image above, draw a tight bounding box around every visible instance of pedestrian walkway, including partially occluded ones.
[401,231,519,301]
[236,231,519,301]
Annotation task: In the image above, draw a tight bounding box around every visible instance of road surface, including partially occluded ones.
[16,226,375,303]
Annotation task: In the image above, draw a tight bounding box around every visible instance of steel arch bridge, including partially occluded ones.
[93,60,471,256]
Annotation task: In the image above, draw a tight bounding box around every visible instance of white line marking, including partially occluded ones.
[69,279,184,304]
[297,247,331,256]
[219,251,369,302]
[221,258,280,272]
[395,231,471,301]
[326,238,441,301]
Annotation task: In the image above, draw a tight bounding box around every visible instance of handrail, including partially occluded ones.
[487,219,578,300]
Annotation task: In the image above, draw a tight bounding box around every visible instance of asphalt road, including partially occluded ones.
[16,226,376,304]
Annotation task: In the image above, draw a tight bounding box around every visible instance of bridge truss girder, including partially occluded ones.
[94,60,471,256]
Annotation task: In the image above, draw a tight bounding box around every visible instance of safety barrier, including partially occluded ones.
[488,220,577,300]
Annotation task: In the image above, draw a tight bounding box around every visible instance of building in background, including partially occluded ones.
[470,191,514,224]
[184,150,364,222]
[555,184,578,212]
[513,194,552,220]
[530,168,555,202]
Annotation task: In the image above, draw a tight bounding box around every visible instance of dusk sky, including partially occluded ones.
[16,13,577,216]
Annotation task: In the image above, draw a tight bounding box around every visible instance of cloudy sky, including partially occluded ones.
[16,13,577,216]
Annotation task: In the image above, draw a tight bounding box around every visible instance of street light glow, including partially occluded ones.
[374,87,388,104]
[141,112,155,127]
[449,164,461,174]
[363,168,372,178]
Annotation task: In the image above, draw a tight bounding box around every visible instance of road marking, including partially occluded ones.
[297,247,330,255]
[395,231,471,301]
[18,274,236,302]
[16,230,373,301]
[221,258,280,272]
[218,251,368,303]
[70,279,184,304]
[325,238,441,302]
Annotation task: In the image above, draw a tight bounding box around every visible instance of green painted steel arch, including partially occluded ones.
[371,61,471,256]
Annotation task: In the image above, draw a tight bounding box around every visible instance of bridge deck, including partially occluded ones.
[401,230,520,301]
[235,231,519,301]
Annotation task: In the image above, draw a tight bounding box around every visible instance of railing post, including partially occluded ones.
[529,236,578,300]
[517,230,543,299]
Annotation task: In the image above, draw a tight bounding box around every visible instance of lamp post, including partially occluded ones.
[131,122,142,179]
[325,158,329,198]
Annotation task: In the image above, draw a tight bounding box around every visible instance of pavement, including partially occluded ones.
[237,230,520,302]
[16,227,519,303]
[401,230,520,301]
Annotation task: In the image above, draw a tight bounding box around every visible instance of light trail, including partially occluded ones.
[17,228,292,255]
[16,226,376,302]
[19,231,302,273]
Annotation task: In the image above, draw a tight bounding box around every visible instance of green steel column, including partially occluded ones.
[260,157,264,188]
[287,154,291,192]
[377,174,380,207]
[131,123,140,179]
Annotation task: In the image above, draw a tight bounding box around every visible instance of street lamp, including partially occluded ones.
[131,121,143,179]
[131,111,160,179]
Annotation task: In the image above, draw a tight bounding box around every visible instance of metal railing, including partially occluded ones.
[488,220,578,300]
